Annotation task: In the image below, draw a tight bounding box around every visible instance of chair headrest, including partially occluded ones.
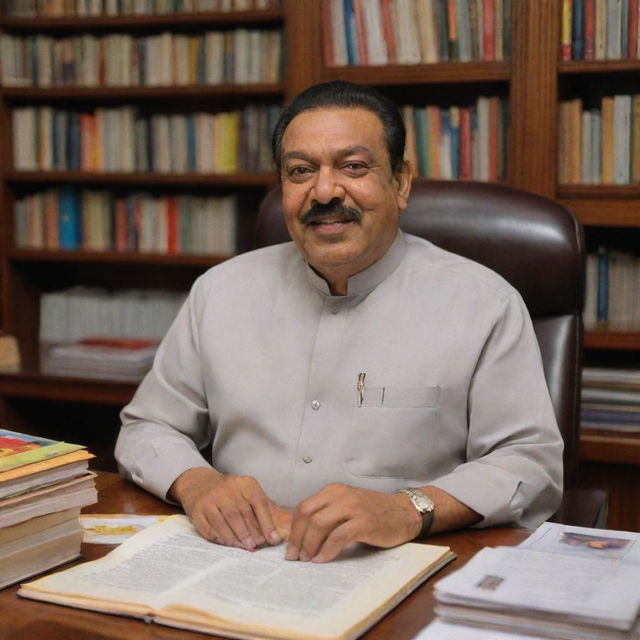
[256,181,585,316]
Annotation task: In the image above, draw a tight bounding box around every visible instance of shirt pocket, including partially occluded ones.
[345,386,440,480]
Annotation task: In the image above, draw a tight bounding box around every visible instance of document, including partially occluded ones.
[433,522,640,640]
[19,514,455,640]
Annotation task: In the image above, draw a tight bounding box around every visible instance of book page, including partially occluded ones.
[434,546,640,630]
[21,515,453,640]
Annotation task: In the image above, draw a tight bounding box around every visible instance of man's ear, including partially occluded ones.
[394,160,413,212]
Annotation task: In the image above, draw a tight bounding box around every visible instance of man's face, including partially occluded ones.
[280,107,411,293]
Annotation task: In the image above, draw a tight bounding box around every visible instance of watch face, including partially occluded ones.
[412,490,434,513]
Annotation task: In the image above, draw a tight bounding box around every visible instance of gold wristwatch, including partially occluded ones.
[396,488,435,538]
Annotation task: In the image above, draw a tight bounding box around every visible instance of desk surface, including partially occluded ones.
[2,472,529,640]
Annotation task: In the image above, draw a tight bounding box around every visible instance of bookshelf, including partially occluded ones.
[0,1,638,524]
[0,1,289,465]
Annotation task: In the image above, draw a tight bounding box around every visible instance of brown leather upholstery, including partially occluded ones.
[255,181,607,526]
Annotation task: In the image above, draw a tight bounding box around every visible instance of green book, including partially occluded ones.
[0,429,84,473]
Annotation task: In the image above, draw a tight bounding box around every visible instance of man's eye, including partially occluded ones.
[343,162,367,174]
[289,166,311,176]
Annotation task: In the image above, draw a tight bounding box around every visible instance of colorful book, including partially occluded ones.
[0,429,85,473]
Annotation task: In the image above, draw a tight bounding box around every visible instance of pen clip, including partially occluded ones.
[357,372,366,407]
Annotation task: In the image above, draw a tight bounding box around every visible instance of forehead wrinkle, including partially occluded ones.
[282,144,374,165]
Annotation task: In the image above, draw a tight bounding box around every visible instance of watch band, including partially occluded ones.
[396,488,435,538]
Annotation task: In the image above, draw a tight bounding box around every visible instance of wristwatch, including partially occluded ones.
[396,488,435,538]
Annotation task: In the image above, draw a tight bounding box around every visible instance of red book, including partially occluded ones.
[583,0,595,59]
[459,107,473,180]
[380,0,397,64]
[79,114,95,171]
[166,198,178,255]
[629,0,639,59]
[482,0,495,61]
[352,0,369,64]
[79,337,158,349]
[115,197,127,252]
[488,97,499,182]
[322,0,335,67]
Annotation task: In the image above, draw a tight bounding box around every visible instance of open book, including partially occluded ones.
[434,521,640,640]
[19,514,455,640]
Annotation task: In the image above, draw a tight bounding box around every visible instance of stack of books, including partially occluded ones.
[581,366,640,433]
[42,337,159,382]
[0,429,97,590]
[430,521,640,639]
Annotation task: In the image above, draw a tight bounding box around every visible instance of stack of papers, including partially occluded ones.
[432,522,640,640]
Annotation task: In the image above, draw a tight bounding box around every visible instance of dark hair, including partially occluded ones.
[272,81,406,174]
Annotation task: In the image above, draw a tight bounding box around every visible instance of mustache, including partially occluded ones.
[300,199,363,225]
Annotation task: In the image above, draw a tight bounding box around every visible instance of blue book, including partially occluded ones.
[572,0,584,60]
[186,116,196,172]
[440,109,452,179]
[58,186,80,250]
[449,108,460,179]
[596,246,608,322]
[67,112,81,170]
[343,0,359,65]
[621,0,629,57]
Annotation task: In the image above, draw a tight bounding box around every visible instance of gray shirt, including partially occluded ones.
[116,231,563,528]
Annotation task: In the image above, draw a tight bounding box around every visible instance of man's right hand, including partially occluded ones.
[168,467,291,550]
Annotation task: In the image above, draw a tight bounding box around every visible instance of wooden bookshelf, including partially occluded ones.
[0,3,289,426]
[0,0,638,495]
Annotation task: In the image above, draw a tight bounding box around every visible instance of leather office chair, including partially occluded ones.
[255,181,608,528]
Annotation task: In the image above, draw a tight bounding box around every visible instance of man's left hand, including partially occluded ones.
[285,483,422,563]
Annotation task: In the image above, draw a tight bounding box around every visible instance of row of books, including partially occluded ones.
[558,95,640,185]
[39,286,186,343]
[0,428,96,590]
[584,248,640,327]
[402,97,507,181]
[4,0,281,16]
[42,336,159,381]
[581,366,640,433]
[322,0,511,67]
[1,29,283,87]
[12,104,281,174]
[561,0,640,61]
[14,188,238,255]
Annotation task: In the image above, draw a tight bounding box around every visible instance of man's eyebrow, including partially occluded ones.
[282,145,374,163]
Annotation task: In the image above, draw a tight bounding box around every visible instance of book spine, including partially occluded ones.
[583,0,596,58]
[597,246,609,322]
[572,0,585,59]
[561,0,573,60]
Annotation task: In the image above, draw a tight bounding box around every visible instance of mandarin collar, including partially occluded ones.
[304,230,407,298]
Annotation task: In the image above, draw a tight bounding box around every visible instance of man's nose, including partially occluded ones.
[311,166,344,204]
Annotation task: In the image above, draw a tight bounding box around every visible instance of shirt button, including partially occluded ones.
[330,305,339,314]
[311,400,321,410]
[302,455,313,463]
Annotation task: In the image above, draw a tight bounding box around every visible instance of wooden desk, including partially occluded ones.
[2,472,529,640]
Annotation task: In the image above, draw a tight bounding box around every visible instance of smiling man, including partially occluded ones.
[116,81,563,563]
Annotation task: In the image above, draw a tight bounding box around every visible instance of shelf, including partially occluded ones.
[559,59,640,74]
[8,249,230,267]
[321,61,510,85]
[0,9,284,31]
[0,84,285,102]
[584,327,640,350]
[580,428,640,465]
[0,370,136,405]
[5,170,277,188]
[557,186,640,227]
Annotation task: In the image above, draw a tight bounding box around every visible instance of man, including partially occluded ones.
[116,81,563,563]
